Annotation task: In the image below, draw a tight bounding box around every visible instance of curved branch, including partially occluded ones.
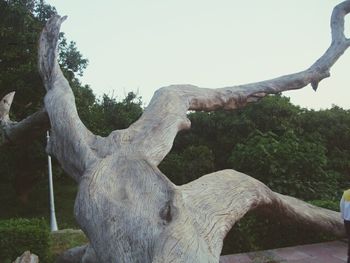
[129,0,350,166]
[1,109,49,146]
[180,170,345,257]
[331,1,350,45]
[0,92,50,146]
[0,92,15,123]
[39,16,100,181]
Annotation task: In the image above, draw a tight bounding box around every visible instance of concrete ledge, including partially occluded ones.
[220,240,347,263]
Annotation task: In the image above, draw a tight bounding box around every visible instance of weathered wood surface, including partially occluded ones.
[12,251,39,263]
[2,1,350,263]
[0,92,49,145]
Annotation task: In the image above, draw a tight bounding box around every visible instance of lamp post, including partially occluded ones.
[47,131,58,231]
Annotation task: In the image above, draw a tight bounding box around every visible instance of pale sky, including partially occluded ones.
[46,0,350,109]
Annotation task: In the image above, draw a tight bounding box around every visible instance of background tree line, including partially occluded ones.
[1,0,349,254]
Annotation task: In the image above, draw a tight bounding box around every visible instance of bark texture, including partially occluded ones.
[0,92,49,145]
[12,251,39,263]
[3,1,350,263]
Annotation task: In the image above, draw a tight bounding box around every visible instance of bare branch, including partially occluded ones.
[0,108,49,146]
[128,0,350,166]
[0,92,50,146]
[39,16,100,181]
[331,1,350,43]
[267,192,344,236]
[180,170,345,257]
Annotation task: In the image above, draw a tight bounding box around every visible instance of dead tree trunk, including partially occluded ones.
[1,1,350,262]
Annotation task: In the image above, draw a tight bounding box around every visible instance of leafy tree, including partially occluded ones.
[299,106,350,151]
[89,92,143,136]
[0,0,89,203]
[159,153,184,185]
[228,130,339,200]
[168,94,348,201]
[242,94,301,135]
[58,35,88,77]
[173,95,301,171]
[160,145,215,185]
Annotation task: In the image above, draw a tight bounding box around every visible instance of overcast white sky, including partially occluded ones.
[46,0,350,109]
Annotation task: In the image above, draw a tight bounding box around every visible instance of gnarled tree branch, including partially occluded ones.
[39,16,103,182]
[3,1,350,263]
[57,169,344,263]
[0,93,49,145]
[180,170,344,258]
[128,0,350,167]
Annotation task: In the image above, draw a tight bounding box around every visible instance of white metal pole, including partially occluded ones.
[47,131,58,231]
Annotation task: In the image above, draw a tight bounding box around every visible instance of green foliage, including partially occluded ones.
[0,177,78,229]
[228,130,338,200]
[182,145,215,182]
[160,145,215,185]
[242,94,300,134]
[308,199,340,211]
[0,218,50,263]
[50,229,88,259]
[96,92,143,135]
[158,153,184,185]
[0,0,46,117]
[299,106,350,151]
[167,95,348,202]
[58,35,88,77]
[0,0,93,205]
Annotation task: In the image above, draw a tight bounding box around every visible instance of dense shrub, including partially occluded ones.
[308,199,340,212]
[229,130,338,201]
[0,218,50,263]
